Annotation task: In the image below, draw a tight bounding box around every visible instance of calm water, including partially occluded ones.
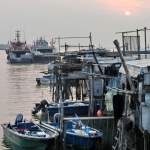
[0,50,113,150]
[0,50,53,150]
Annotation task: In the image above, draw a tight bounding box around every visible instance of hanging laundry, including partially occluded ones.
[105,92,114,111]
[113,94,124,120]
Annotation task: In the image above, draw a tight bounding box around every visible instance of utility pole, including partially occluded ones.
[144,27,147,59]
[113,39,135,92]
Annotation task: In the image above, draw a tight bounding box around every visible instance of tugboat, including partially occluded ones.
[6,30,33,63]
[31,37,59,63]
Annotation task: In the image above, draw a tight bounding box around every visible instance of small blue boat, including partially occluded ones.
[36,76,56,85]
[1,114,58,148]
[40,113,103,149]
[36,75,63,85]
[32,99,100,115]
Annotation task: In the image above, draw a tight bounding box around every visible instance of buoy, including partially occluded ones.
[97,110,104,117]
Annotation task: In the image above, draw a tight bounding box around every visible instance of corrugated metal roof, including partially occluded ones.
[94,56,137,67]
[119,59,150,78]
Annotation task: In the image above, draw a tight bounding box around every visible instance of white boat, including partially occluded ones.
[31,37,59,63]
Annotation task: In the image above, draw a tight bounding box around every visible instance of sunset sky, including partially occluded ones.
[0,0,150,50]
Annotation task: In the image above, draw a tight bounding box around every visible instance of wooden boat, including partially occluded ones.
[31,99,100,115]
[1,114,58,148]
[40,113,103,149]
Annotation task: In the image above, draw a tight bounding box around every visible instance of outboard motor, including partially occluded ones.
[15,114,23,125]
[52,113,61,123]
[31,99,49,115]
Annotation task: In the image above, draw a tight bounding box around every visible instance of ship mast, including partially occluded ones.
[15,30,20,42]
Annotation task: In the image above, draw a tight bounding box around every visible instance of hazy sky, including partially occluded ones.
[0,0,150,50]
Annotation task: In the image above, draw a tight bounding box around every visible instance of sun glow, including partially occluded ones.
[125,11,130,16]
[91,0,150,15]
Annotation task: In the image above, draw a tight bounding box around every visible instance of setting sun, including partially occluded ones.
[125,11,130,16]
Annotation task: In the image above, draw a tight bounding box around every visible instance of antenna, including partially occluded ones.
[23,26,26,42]
[10,24,11,42]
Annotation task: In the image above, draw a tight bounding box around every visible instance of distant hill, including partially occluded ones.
[0,44,9,50]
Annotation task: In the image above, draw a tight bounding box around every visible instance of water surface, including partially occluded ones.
[0,50,52,150]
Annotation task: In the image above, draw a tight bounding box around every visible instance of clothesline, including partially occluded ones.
[106,86,134,94]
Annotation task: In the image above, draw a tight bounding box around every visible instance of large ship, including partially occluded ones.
[6,31,33,63]
[31,37,59,63]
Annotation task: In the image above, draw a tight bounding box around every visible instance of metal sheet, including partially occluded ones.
[119,59,150,78]
[145,94,150,104]
[144,74,150,85]
[140,106,150,131]
[93,78,104,96]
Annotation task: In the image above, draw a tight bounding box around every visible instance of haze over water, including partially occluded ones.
[1,0,150,149]
[0,50,52,150]
[0,0,150,49]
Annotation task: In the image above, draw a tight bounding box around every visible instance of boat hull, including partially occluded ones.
[1,122,57,148]
[32,100,100,115]
[36,77,56,85]
[33,55,58,63]
[46,105,89,115]
[9,57,33,63]
[42,103,100,115]
[41,121,102,148]
[66,132,101,147]
[2,126,49,148]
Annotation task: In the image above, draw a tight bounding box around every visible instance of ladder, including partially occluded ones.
[112,128,121,150]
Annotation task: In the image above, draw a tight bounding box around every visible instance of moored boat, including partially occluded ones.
[6,31,33,63]
[36,76,56,85]
[40,113,103,149]
[31,99,100,115]
[1,114,58,148]
[31,37,59,63]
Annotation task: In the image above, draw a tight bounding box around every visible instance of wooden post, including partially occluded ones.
[144,27,147,59]
[122,33,125,56]
[55,67,59,102]
[62,120,66,150]
[52,76,55,102]
[137,29,141,60]
[113,40,135,92]
[58,36,60,61]
[89,32,103,74]
[81,80,84,100]
[89,64,95,127]
[120,93,129,150]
